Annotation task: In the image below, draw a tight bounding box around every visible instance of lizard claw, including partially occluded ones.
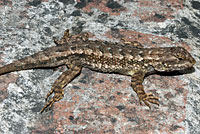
[139,93,159,108]
[40,93,64,113]
[45,89,54,101]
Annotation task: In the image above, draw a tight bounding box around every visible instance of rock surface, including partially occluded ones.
[0,0,199,133]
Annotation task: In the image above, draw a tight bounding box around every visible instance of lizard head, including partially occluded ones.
[148,47,196,72]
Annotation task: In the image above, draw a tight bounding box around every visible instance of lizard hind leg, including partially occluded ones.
[40,65,82,113]
[54,29,89,45]
[54,29,70,45]
[121,38,143,48]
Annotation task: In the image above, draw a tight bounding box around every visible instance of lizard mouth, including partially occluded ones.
[172,61,195,71]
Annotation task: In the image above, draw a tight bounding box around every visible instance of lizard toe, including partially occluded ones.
[139,92,159,108]
[45,89,54,101]
[40,93,64,113]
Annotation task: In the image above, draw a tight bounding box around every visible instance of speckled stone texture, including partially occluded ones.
[0,0,200,134]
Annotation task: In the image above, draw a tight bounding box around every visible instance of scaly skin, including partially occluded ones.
[0,29,196,113]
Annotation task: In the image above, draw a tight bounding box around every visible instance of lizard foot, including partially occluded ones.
[138,93,159,109]
[40,92,64,113]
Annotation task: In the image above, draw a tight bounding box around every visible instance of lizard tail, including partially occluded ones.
[0,46,70,75]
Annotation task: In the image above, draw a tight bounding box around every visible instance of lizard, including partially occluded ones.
[0,29,196,113]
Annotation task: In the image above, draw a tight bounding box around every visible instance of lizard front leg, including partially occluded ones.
[40,64,82,113]
[131,71,159,108]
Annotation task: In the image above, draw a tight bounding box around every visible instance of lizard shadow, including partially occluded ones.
[37,66,196,77]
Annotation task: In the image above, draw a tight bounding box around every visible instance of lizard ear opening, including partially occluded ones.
[154,63,166,72]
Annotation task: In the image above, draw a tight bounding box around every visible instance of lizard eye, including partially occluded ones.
[178,57,184,61]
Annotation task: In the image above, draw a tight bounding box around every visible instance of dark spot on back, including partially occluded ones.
[70,46,77,51]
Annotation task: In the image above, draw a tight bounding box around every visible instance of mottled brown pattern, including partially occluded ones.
[0,29,196,113]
